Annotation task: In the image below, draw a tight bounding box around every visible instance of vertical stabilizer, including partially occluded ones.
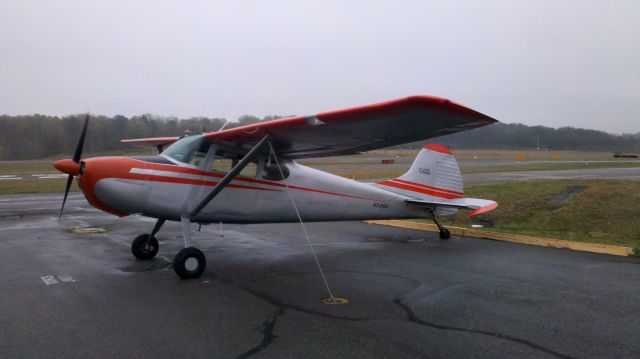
[376,144,464,214]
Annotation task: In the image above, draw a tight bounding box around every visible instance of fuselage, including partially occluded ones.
[76,155,428,223]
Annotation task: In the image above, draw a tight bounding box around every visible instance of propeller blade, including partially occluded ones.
[58,174,74,222]
[72,114,89,163]
[59,114,89,221]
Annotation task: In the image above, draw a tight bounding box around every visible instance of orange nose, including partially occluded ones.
[54,159,81,175]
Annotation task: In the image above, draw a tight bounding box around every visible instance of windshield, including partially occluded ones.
[162,135,209,166]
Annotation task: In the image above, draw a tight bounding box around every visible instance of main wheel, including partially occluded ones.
[439,228,451,240]
[131,234,159,260]
[174,247,206,279]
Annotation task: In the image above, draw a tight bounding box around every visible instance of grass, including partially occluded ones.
[412,180,640,250]
[460,161,640,174]
[0,179,78,195]
[367,149,630,161]
[0,161,58,175]
[324,162,640,180]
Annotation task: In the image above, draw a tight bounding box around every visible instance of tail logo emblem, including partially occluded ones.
[418,168,431,175]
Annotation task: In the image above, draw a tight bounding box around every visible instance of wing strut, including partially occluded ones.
[189,135,271,217]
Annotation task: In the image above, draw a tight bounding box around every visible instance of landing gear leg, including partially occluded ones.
[429,210,451,240]
[131,218,165,260]
[172,135,270,279]
[173,217,206,279]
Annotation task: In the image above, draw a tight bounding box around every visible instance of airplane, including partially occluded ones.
[54,96,498,279]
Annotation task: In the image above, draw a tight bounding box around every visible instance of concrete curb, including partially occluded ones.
[364,220,635,257]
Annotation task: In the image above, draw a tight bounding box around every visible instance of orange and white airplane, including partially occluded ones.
[54,96,498,279]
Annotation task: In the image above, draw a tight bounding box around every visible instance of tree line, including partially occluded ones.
[432,123,640,152]
[0,114,637,160]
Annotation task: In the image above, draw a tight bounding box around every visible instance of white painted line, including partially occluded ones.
[34,175,67,179]
[41,275,58,286]
[0,175,19,177]
[58,275,75,283]
[0,177,21,180]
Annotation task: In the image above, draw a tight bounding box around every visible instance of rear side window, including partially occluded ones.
[262,163,289,181]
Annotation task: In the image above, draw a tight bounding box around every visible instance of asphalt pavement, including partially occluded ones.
[1,193,639,358]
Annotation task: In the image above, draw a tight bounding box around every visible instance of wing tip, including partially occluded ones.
[406,95,498,123]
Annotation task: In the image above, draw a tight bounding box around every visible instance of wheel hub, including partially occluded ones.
[184,257,199,271]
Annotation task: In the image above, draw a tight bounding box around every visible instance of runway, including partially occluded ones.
[1,193,639,358]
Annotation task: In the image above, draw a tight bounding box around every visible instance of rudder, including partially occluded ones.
[377,144,464,201]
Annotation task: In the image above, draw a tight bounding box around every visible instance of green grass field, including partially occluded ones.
[0,179,78,195]
[326,161,640,180]
[0,161,58,175]
[419,180,640,250]
[368,149,632,161]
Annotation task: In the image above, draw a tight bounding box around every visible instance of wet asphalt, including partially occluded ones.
[0,193,639,358]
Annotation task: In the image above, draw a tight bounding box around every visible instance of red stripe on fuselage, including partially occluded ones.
[140,174,281,192]
[122,158,382,201]
[392,179,463,196]
[376,180,462,199]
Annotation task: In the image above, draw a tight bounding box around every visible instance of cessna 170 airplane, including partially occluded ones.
[54,96,498,279]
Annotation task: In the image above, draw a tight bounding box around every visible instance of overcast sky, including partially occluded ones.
[0,1,638,133]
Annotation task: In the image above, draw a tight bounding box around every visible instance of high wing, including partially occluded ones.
[203,95,496,159]
[121,136,180,146]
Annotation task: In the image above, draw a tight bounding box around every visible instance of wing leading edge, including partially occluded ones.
[203,95,497,159]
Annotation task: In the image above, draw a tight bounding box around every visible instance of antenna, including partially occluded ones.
[218,119,230,132]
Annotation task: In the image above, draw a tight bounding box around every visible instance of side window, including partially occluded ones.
[210,157,232,172]
[188,141,209,167]
[239,161,257,178]
[209,152,257,178]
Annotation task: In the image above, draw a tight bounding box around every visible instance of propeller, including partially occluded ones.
[55,114,89,221]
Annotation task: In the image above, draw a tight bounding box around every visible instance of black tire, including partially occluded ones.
[174,247,206,279]
[439,228,451,240]
[131,234,159,260]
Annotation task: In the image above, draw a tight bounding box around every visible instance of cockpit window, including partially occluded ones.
[162,135,209,166]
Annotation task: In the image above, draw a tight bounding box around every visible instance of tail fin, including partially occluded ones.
[377,144,497,216]
[378,144,464,200]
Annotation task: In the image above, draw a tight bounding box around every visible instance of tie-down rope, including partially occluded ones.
[268,142,335,301]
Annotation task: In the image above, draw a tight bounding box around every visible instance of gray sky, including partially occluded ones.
[0,0,638,133]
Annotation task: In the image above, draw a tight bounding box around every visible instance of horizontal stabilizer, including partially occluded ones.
[406,197,497,216]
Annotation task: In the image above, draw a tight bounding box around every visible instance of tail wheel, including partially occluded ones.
[131,234,159,260]
[174,247,206,279]
[439,228,451,240]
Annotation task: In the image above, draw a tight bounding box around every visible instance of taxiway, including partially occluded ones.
[0,193,639,358]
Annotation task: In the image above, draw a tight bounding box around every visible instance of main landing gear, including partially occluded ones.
[173,247,206,279]
[429,210,451,240]
[130,218,207,279]
[130,135,271,280]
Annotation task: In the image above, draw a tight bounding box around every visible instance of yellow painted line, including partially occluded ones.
[364,220,635,257]
[70,227,108,234]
